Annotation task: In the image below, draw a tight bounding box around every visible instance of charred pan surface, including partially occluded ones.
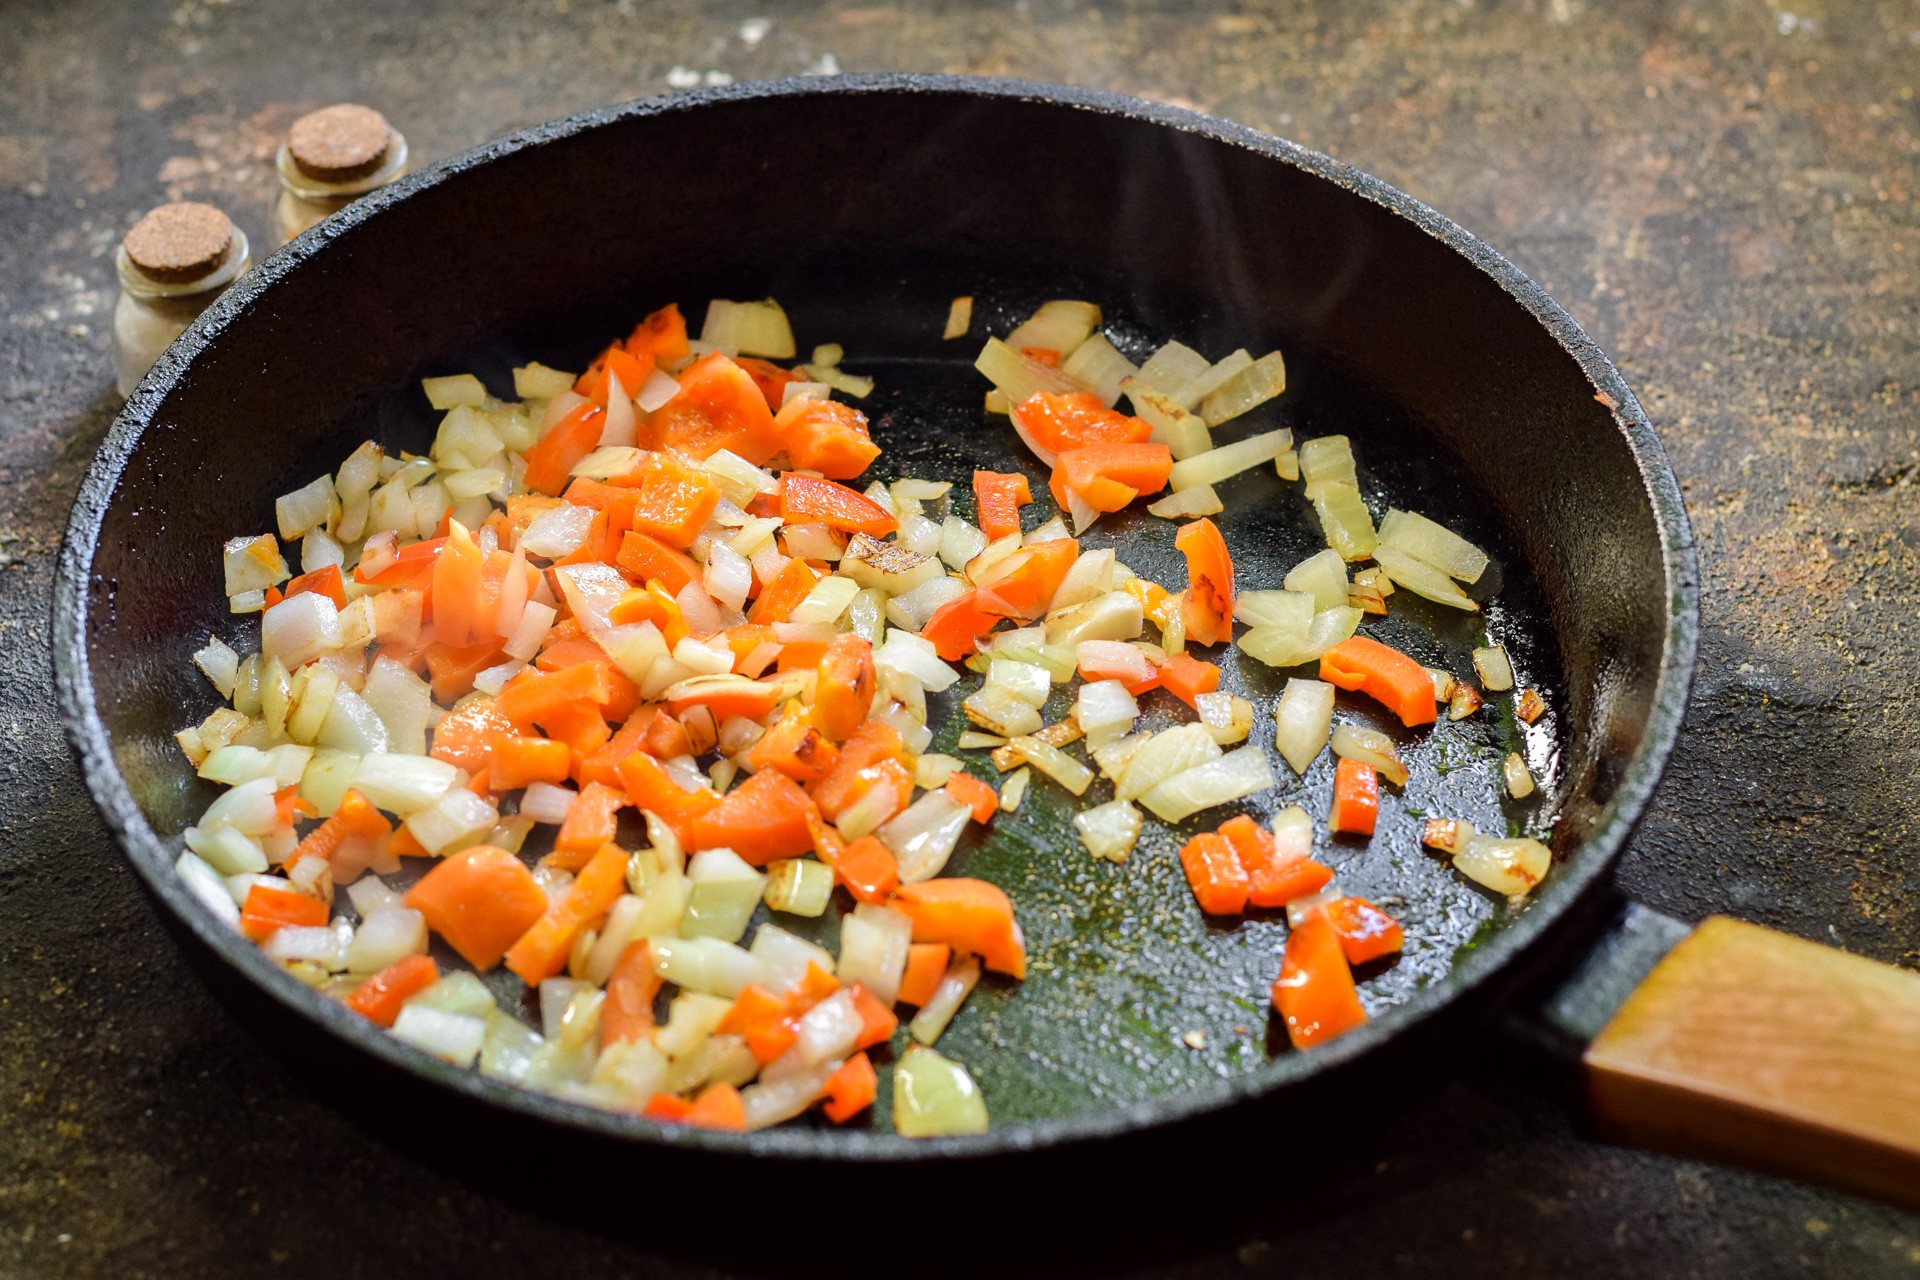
[2,3,1916,1280]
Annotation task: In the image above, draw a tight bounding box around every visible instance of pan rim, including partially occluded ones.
[52,72,1699,1162]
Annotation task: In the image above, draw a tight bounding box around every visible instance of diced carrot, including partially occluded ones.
[239,883,328,942]
[775,397,880,479]
[975,538,1078,620]
[893,878,1026,979]
[646,353,778,462]
[385,823,429,860]
[806,809,848,866]
[356,535,444,588]
[403,844,547,970]
[1329,757,1380,837]
[1216,814,1334,909]
[504,842,629,985]
[747,557,820,625]
[917,589,1007,660]
[555,781,628,853]
[1320,896,1405,965]
[775,638,830,672]
[643,1094,696,1123]
[542,704,612,758]
[286,787,390,868]
[1319,635,1439,728]
[812,633,875,742]
[943,772,998,824]
[601,941,662,1046]
[427,520,484,647]
[718,984,801,1064]
[749,701,841,782]
[575,710,654,789]
[972,469,1033,541]
[343,953,440,1028]
[1049,442,1173,513]
[683,1081,748,1131]
[616,750,721,845]
[1175,517,1235,646]
[779,473,897,536]
[262,585,284,608]
[806,718,906,817]
[624,451,721,549]
[820,1052,878,1123]
[284,563,347,608]
[550,508,611,568]
[614,530,699,594]
[848,982,898,1049]
[1159,653,1221,708]
[787,961,841,1013]
[575,341,655,406]
[522,402,607,496]
[665,674,783,723]
[560,477,641,532]
[627,302,690,364]
[687,768,821,865]
[1179,832,1250,915]
[498,662,612,730]
[898,943,952,1007]
[1271,913,1367,1049]
[642,710,693,761]
[833,835,899,904]
[1078,641,1163,695]
[1010,391,1153,454]
[736,356,803,412]
[423,638,506,704]
[488,734,572,790]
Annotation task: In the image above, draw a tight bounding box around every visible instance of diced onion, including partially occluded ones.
[963,684,1043,738]
[741,1059,840,1130]
[1138,744,1274,821]
[975,337,1079,407]
[403,787,497,855]
[908,954,981,1045]
[1311,483,1377,561]
[1504,752,1536,799]
[1168,427,1292,492]
[1073,798,1143,862]
[875,631,961,693]
[878,792,972,883]
[938,517,988,570]
[1283,549,1350,612]
[649,935,765,998]
[701,298,796,359]
[762,860,835,918]
[193,635,240,698]
[1473,645,1515,691]
[1194,692,1253,744]
[1115,724,1220,800]
[1199,350,1287,425]
[886,574,967,633]
[1421,817,1477,855]
[1130,341,1211,395]
[1379,509,1490,584]
[682,848,767,943]
[351,752,456,815]
[346,906,427,974]
[275,475,339,542]
[422,374,488,409]
[1060,333,1138,407]
[1372,545,1480,611]
[943,296,973,340]
[1147,485,1223,519]
[998,767,1030,812]
[1454,835,1551,897]
[837,902,912,1005]
[1233,588,1314,631]
[1273,678,1335,775]
[893,1045,989,1138]
[636,367,682,412]
[1008,735,1093,796]
[984,658,1051,709]
[1047,547,1115,613]
[1005,300,1101,359]
[1043,592,1144,647]
[1126,383,1213,460]
[1330,724,1409,786]
[1298,435,1358,495]
[513,363,575,399]
[391,1004,488,1067]
[1074,679,1139,748]
[840,534,942,595]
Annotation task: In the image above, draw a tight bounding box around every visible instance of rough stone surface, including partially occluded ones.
[2,0,1917,1276]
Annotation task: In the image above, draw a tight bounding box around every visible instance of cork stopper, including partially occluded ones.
[122,202,235,285]
[287,104,394,182]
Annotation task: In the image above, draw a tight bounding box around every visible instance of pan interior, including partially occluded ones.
[73,85,1672,1140]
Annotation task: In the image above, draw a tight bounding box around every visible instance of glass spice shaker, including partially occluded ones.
[271,103,409,247]
[112,202,251,398]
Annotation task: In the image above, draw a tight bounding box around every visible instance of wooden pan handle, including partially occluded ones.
[1584,915,1920,1209]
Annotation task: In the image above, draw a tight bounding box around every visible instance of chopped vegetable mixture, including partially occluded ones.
[175,295,1549,1135]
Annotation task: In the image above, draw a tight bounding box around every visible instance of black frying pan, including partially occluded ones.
[52,77,1919,1243]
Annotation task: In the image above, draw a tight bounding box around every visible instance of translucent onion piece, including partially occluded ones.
[193,635,240,698]
[223,534,292,596]
[1516,688,1548,724]
[1023,516,1072,546]
[878,791,972,884]
[1454,835,1551,897]
[998,767,1030,812]
[350,752,456,815]
[1130,341,1211,395]
[1048,547,1114,613]
[1139,744,1274,822]
[1285,883,1346,929]
[1273,678,1336,775]
[649,936,765,999]
[1372,545,1479,611]
[403,787,497,855]
[681,847,767,943]
[885,574,967,634]
[1473,645,1515,692]
[790,574,860,626]
[1043,591,1144,647]
[943,295,974,340]
[261,591,342,671]
[908,954,981,1045]
[1283,549,1350,613]
[1194,692,1254,745]
[1271,805,1314,861]
[346,906,427,974]
[1232,588,1314,632]
[984,658,1051,709]
[893,1044,989,1138]
[422,373,487,409]
[1504,752,1536,799]
[700,298,796,359]
[1009,735,1094,796]
[1330,723,1409,787]
[1199,350,1287,426]
[741,1060,840,1131]
[792,988,864,1067]
[1125,383,1214,460]
[1147,484,1223,519]
[636,367,681,412]
[762,859,835,918]
[1115,724,1220,800]
[276,475,339,541]
[837,902,912,1006]
[391,1004,488,1067]
[963,684,1043,738]
[1421,817,1477,856]
[1075,679,1139,748]
[938,517,988,570]
[1060,332,1138,407]
[840,534,942,595]
[1298,434,1358,495]
[1168,427,1292,492]
[1073,798,1143,863]
[1311,483,1377,561]
[975,337,1079,406]
[513,362,575,399]
[1379,509,1490,583]
[1005,300,1101,359]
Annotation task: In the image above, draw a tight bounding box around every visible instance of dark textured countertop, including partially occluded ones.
[4,0,1917,1275]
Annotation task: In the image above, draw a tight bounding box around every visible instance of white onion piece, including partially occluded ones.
[360,656,432,756]
[276,475,339,541]
[702,542,754,612]
[598,372,637,447]
[893,1045,989,1137]
[346,875,401,916]
[1146,485,1223,519]
[1285,882,1346,928]
[503,599,556,663]
[938,517,989,570]
[1073,640,1153,686]
[1072,798,1143,863]
[1271,804,1313,861]
[1473,645,1515,691]
[1075,679,1139,748]
[749,923,836,991]
[1167,427,1292,492]
[223,534,290,595]
[908,954,981,1045]
[1379,509,1490,583]
[984,658,1051,709]
[1060,333,1137,407]
[740,1060,839,1130]
[1311,483,1377,561]
[521,504,595,559]
[1298,435,1358,494]
[791,989,864,1067]
[1233,588,1315,633]
[261,591,342,670]
[1274,678,1336,775]
[673,579,723,637]
[1504,752,1536,799]
[1199,350,1287,425]
[551,562,627,637]
[975,337,1079,411]
[1455,835,1551,896]
[837,902,912,1006]
[267,919,354,970]
[1009,735,1093,795]
[200,776,280,836]
[1195,692,1253,745]
[1130,341,1211,395]
[636,367,681,412]
[1048,548,1114,613]
[998,767,1030,812]
[184,824,268,875]
[1126,383,1213,460]
[701,298,796,358]
[1169,349,1253,411]
[1372,545,1480,612]
[1043,592,1144,646]
[885,575,967,633]
[1115,724,1221,800]
[301,526,345,574]
[350,753,456,815]
[193,635,240,698]
[790,575,860,626]
[1005,299,1100,357]
[649,936,765,998]
[404,788,497,856]
[1283,549,1350,613]
[962,684,1043,739]
[346,906,427,973]
[874,630,961,692]
[1023,516,1072,546]
[1139,745,1275,822]
[682,847,767,944]
[878,792,972,884]
[391,1005,488,1067]
[1330,723,1409,786]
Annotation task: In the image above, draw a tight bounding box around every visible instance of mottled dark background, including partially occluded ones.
[3,0,1917,1276]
